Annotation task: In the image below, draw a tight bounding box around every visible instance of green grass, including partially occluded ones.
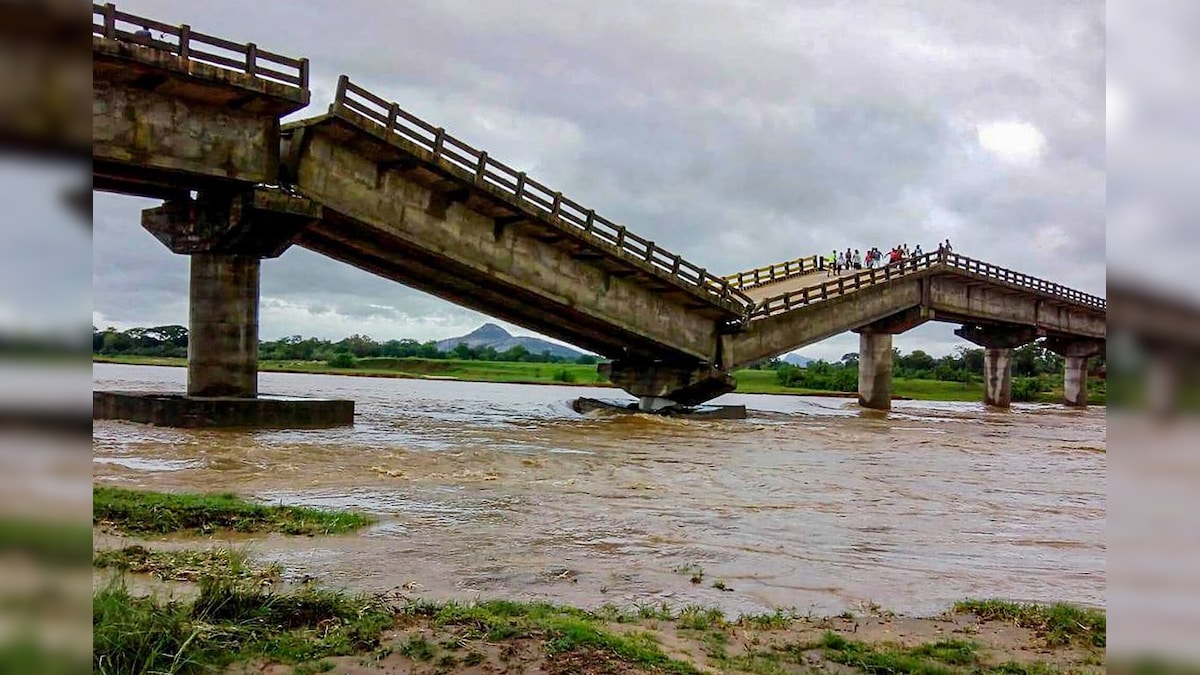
[954,599,1106,648]
[96,355,1106,403]
[93,486,374,536]
[93,580,395,675]
[90,576,1101,675]
[401,599,701,674]
[818,632,978,675]
[93,545,281,583]
[811,632,1075,675]
[0,517,92,565]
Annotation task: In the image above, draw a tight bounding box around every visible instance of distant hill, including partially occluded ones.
[782,353,812,367]
[435,323,584,359]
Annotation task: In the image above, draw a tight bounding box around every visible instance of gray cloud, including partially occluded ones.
[94,0,1105,360]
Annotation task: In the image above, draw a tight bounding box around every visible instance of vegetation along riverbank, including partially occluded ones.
[92,488,1106,674]
[94,355,1105,405]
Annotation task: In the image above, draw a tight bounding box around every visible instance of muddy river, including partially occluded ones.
[92,363,1105,616]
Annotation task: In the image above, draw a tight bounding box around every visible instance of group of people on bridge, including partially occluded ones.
[823,239,953,276]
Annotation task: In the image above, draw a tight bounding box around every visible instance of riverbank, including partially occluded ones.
[92,488,1105,675]
[93,355,1105,404]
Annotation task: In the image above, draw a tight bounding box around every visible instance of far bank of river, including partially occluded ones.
[93,355,1104,404]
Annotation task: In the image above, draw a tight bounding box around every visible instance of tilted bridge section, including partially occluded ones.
[90,3,1105,424]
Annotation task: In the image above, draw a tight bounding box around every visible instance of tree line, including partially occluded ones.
[763,342,1103,401]
[92,326,601,365]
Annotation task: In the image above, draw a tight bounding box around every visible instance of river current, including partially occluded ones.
[92,363,1105,616]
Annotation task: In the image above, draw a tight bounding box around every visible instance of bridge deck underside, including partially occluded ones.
[294,213,694,360]
[285,115,730,363]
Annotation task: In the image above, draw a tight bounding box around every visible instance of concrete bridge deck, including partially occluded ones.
[88,3,1108,425]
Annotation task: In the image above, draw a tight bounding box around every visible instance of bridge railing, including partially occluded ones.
[723,254,821,290]
[91,3,309,89]
[748,251,1106,320]
[941,253,1107,310]
[331,76,753,311]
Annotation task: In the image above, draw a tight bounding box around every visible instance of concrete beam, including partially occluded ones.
[599,361,735,410]
[93,37,307,194]
[929,276,1105,340]
[857,332,893,410]
[289,121,725,362]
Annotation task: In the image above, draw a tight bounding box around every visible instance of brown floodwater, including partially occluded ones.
[92,363,1105,616]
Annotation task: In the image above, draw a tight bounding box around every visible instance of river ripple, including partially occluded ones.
[93,363,1105,615]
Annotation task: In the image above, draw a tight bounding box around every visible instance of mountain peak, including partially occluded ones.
[434,323,584,360]
[467,323,511,340]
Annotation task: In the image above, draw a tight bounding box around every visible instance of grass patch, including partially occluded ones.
[954,599,1105,648]
[819,632,978,675]
[737,608,798,630]
[93,580,394,675]
[398,635,436,661]
[402,599,701,674]
[676,605,726,631]
[93,486,373,536]
[0,517,92,565]
[93,545,281,583]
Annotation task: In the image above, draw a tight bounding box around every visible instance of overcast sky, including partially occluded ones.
[92,0,1105,361]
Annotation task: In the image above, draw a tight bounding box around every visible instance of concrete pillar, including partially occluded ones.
[1145,351,1179,417]
[857,332,893,410]
[955,324,1039,409]
[1062,355,1089,408]
[1043,337,1104,409]
[188,253,260,398]
[983,347,1014,408]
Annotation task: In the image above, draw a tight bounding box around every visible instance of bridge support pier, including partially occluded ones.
[1045,338,1104,408]
[955,324,1039,408]
[599,360,735,412]
[188,253,260,397]
[857,332,893,410]
[94,189,354,428]
[982,347,1014,408]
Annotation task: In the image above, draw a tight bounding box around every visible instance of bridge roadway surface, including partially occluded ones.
[87,3,1106,424]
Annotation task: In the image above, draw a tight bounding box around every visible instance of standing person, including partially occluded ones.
[944,238,953,254]
[853,249,862,270]
[914,244,923,257]
[828,250,838,276]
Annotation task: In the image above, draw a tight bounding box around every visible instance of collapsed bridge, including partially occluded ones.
[90,3,1105,425]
